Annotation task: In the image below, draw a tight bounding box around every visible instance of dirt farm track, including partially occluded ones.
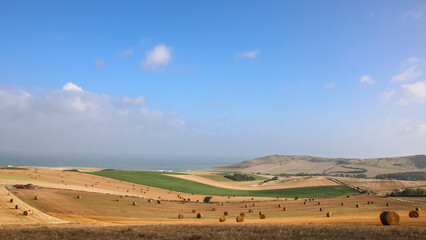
[0,167,425,239]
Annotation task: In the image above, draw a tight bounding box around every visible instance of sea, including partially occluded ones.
[0,152,246,171]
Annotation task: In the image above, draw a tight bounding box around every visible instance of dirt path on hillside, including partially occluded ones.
[0,186,67,225]
[166,174,338,190]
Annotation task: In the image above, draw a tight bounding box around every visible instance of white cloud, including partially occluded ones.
[391,66,422,82]
[324,82,335,89]
[140,44,172,70]
[378,89,396,102]
[360,75,375,85]
[0,84,185,154]
[403,5,424,19]
[62,82,83,92]
[204,101,224,107]
[398,81,426,105]
[119,48,134,58]
[418,124,426,134]
[237,50,260,59]
[94,59,105,68]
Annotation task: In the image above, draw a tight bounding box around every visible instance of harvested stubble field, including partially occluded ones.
[0,224,425,240]
[12,187,425,227]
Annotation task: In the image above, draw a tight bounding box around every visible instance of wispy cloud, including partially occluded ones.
[204,101,224,107]
[402,5,424,19]
[378,89,396,102]
[237,49,260,59]
[94,59,105,69]
[118,48,134,58]
[324,82,335,89]
[360,75,376,85]
[140,44,172,70]
[391,66,422,82]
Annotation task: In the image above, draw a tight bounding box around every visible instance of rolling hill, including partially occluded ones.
[206,155,426,178]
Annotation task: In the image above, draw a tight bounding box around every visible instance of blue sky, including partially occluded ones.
[0,1,425,159]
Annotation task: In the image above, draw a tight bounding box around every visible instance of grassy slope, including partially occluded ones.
[90,170,358,198]
[0,174,61,184]
[199,173,269,182]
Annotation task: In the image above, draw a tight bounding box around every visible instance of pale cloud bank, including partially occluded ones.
[402,5,424,19]
[237,49,260,59]
[119,48,134,58]
[360,75,375,85]
[0,83,184,154]
[379,89,396,102]
[140,44,172,70]
[324,82,335,89]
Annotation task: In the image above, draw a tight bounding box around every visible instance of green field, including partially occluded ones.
[90,170,359,198]
[0,166,28,170]
[0,174,61,184]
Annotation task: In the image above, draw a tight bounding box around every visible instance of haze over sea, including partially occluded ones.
[0,152,243,171]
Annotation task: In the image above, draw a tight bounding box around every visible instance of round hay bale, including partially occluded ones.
[252,203,255,207]
[258,211,264,215]
[340,202,345,206]
[386,202,390,206]
[221,202,224,206]
[224,211,228,216]
[77,195,82,199]
[278,204,283,208]
[244,204,248,208]
[319,208,324,212]
[116,199,119,202]
[34,196,39,200]
[326,212,333,217]
[219,216,226,222]
[23,210,30,216]
[196,213,202,218]
[370,201,374,204]
[380,211,400,225]
[178,214,184,219]
[285,198,287,201]
[303,202,307,205]
[367,201,371,205]
[260,214,266,219]
[192,209,196,213]
[9,199,14,203]
[236,215,244,222]
[416,207,420,211]
[132,202,137,206]
[356,204,360,208]
[249,209,253,213]
[211,207,216,211]
[239,212,245,217]
[409,211,419,218]
[283,207,287,211]
[157,200,162,204]
[318,202,321,205]
[148,199,152,203]
[15,205,20,210]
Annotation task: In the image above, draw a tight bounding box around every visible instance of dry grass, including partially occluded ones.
[0,224,424,240]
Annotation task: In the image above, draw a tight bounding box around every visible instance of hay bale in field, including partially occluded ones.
[196,213,202,218]
[219,216,226,222]
[326,212,333,217]
[132,202,137,206]
[178,214,184,219]
[15,205,20,209]
[416,207,420,211]
[340,202,344,206]
[192,209,196,213]
[260,214,266,219]
[252,203,255,207]
[116,199,119,202]
[34,196,39,200]
[251,198,254,200]
[285,198,287,201]
[77,195,81,199]
[211,207,216,211]
[23,210,30,216]
[278,204,283,208]
[356,204,360,208]
[249,209,253,213]
[221,202,224,206]
[380,211,400,225]
[224,211,228,216]
[258,211,264,215]
[370,201,374,204]
[283,207,287,211]
[303,202,307,205]
[317,202,321,205]
[148,199,152,203]
[9,199,14,203]
[409,211,419,218]
[157,200,162,204]
[319,208,324,212]
[244,204,248,208]
[236,215,244,222]
[347,195,350,198]
[239,212,245,217]
[196,200,199,203]
[386,202,390,206]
